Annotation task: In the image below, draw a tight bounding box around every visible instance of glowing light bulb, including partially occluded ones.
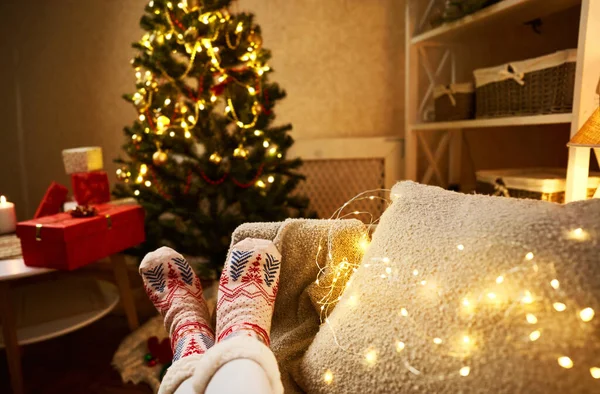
[553,302,566,312]
[457,244,464,251]
[529,330,541,341]
[463,335,471,344]
[347,295,357,306]
[365,349,377,365]
[144,180,151,187]
[136,176,143,183]
[210,95,217,103]
[149,1,154,7]
[187,115,195,123]
[526,314,538,324]
[169,131,175,137]
[140,164,148,175]
[385,267,392,275]
[462,298,470,307]
[267,176,275,183]
[277,153,282,158]
[131,134,138,140]
[413,269,419,276]
[236,22,243,33]
[199,103,205,110]
[139,114,146,121]
[400,308,408,317]
[358,238,370,252]
[269,147,277,155]
[225,106,231,113]
[574,227,583,237]
[487,292,497,300]
[248,87,256,95]
[166,33,172,40]
[256,180,266,188]
[557,356,573,369]
[396,341,405,352]
[323,370,333,384]
[184,131,191,138]
[590,367,600,379]
[433,338,443,345]
[496,276,504,284]
[580,307,595,322]
[164,98,171,105]
[522,291,533,304]
[420,280,427,286]
[382,257,390,263]
[263,141,270,148]
[134,190,140,196]
[525,252,534,261]
[254,130,263,136]
[459,366,470,377]
[550,279,560,289]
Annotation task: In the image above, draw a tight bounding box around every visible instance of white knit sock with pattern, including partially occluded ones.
[140,247,215,362]
[216,238,282,345]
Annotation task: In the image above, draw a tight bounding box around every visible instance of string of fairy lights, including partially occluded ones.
[314,190,599,386]
[118,0,281,194]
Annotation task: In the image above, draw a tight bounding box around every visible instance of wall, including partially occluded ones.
[0,0,405,220]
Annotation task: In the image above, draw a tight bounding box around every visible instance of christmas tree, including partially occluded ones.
[114,0,310,276]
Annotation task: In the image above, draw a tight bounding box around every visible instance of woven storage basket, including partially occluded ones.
[474,49,577,118]
[476,168,599,203]
[434,83,475,121]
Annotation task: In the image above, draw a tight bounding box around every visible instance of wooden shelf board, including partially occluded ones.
[412,0,581,45]
[411,113,572,130]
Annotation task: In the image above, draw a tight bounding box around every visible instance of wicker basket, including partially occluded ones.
[474,49,577,118]
[476,168,599,203]
[434,83,475,121]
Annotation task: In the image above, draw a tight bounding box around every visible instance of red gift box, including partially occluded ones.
[34,182,69,219]
[16,203,145,270]
[71,170,110,205]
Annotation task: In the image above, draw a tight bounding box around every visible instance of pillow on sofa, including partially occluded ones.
[300,181,600,393]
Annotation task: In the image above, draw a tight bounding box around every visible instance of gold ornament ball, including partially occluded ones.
[153,150,168,165]
[248,30,262,49]
[233,145,249,159]
[209,152,222,164]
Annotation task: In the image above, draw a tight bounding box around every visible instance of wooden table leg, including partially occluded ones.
[0,282,24,394]
[110,254,140,331]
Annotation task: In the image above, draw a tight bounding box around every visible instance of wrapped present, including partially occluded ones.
[62,147,104,174]
[34,182,69,219]
[71,170,110,205]
[16,202,145,270]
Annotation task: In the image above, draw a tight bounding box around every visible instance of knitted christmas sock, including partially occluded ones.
[139,247,215,363]
[216,238,282,345]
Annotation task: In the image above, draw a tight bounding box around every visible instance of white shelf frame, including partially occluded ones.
[405,0,598,199]
[412,113,573,131]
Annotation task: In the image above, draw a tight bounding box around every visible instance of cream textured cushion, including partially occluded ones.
[300,181,600,393]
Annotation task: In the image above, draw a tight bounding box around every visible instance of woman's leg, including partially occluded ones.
[189,239,284,394]
[205,359,273,394]
[139,247,215,394]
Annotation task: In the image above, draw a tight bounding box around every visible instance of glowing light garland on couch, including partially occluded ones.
[314,190,599,386]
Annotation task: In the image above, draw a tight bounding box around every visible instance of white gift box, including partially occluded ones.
[62,147,104,174]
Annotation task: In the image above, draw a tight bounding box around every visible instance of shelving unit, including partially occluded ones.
[404,0,600,202]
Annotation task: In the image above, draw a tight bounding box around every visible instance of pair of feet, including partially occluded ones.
[140,239,282,363]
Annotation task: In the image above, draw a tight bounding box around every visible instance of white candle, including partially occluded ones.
[0,195,17,235]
